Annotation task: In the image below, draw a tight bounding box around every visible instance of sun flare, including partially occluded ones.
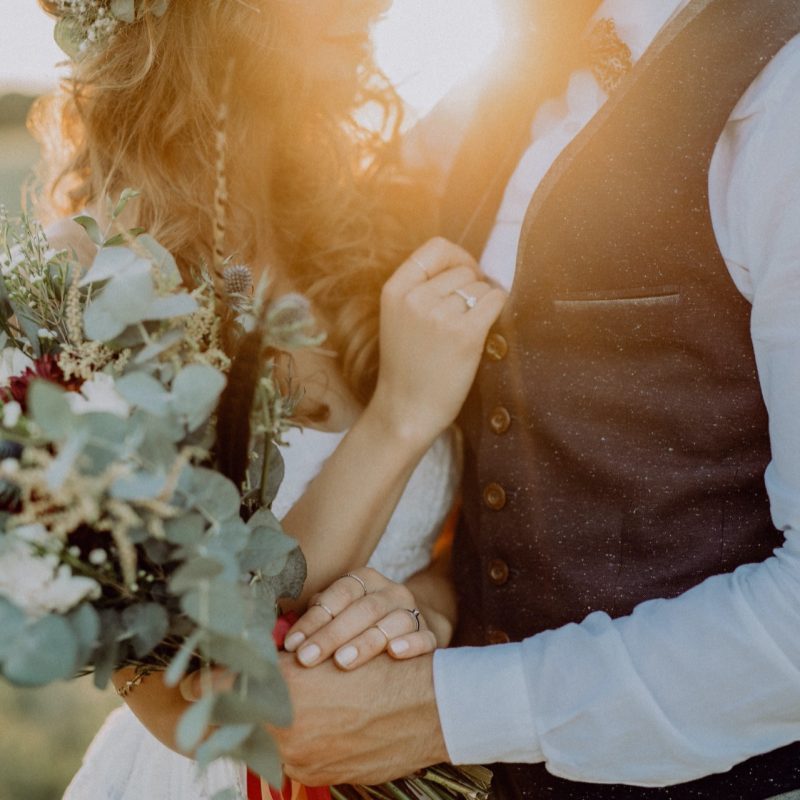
[373,0,501,119]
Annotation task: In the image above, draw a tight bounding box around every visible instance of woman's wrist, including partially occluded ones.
[361,390,439,456]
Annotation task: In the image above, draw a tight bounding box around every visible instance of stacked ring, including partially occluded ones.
[313,601,335,619]
[342,572,368,597]
[404,608,422,632]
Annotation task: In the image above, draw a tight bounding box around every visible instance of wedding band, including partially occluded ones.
[373,623,391,643]
[313,601,335,619]
[453,288,478,310]
[342,572,368,597]
[404,608,422,632]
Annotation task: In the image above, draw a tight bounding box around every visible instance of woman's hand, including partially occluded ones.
[284,568,441,671]
[370,237,507,447]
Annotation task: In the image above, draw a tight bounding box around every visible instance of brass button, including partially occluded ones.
[483,482,507,511]
[487,628,511,645]
[485,333,509,362]
[489,406,511,435]
[488,559,510,586]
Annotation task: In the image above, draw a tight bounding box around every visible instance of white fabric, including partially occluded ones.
[63,427,461,799]
[434,0,800,784]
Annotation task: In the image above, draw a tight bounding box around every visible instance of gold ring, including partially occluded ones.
[313,602,335,619]
[342,572,368,597]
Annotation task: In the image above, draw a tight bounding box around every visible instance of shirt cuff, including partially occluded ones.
[432,644,544,765]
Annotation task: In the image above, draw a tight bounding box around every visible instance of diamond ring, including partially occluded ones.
[453,288,478,310]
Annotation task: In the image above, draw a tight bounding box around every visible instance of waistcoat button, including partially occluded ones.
[489,406,512,435]
[488,559,510,586]
[487,628,511,645]
[483,482,507,511]
[485,333,509,362]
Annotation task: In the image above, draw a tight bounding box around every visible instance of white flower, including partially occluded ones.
[0,348,33,385]
[66,373,130,418]
[0,530,101,619]
[2,401,21,428]
[37,328,58,340]
[0,244,25,277]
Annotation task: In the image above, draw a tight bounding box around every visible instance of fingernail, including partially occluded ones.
[335,646,358,667]
[389,639,410,655]
[297,644,321,666]
[284,632,306,652]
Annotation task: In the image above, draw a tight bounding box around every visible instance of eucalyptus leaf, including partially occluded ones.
[169,557,225,594]
[120,604,169,659]
[202,632,277,679]
[218,670,292,728]
[102,228,145,248]
[175,691,215,754]
[28,380,75,440]
[163,629,202,688]
[2,614,79,686]
[83,266,155,341]
[0,597,26,662]
[164,513,208,547]
[239,526,299,577]
[116,372,172,417]
[137,234,180,285]
[112,189,141,220]
[182,580,246,637]
[195,724,254,766]
[133,328,185,365]
[211,790,240,800]
[184,468,241,523]
[46,428,89,490]
[234,726,283,788]
[79,247,144,287]
[73,216,104,247]
[67,603,100,667]
[171,365,226,432]
[261,443,285,506]
[144,293,198,322]
[111,471,168,502]
[262,547,307,602]
[93,609,122,689]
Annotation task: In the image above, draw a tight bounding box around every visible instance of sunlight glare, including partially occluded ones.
[373,0,501,120]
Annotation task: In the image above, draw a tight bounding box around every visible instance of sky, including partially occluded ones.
[0,0,501,116]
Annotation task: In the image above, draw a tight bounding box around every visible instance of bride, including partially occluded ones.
[32,0,505,797]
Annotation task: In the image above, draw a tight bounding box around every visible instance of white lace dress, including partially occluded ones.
[62,426,461,800]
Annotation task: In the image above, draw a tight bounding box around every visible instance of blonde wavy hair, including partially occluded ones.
[32,0,433,404]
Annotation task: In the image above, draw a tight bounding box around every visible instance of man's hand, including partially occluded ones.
[274,651,449,786]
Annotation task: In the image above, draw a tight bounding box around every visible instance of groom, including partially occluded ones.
[275,1,800,797]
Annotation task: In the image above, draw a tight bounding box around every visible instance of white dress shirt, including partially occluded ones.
[432,0,800,786]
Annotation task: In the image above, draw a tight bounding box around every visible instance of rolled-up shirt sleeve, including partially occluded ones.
[434,34,800,786]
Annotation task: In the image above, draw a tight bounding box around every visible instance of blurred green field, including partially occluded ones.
[0,94,121,800]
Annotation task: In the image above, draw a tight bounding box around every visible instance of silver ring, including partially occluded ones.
[453,288,478,310]
[313,602,335,619]
[373,623,391,643]
[404,608,422,632]
[342,572,368,597]
[411,256,430,280]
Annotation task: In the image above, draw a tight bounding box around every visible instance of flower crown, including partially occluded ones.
[53,0,170,59]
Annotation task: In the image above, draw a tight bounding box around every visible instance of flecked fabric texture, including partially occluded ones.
[451,0,800,797]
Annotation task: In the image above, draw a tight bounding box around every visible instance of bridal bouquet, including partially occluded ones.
[0,199,492,800]
[0,196,315,789]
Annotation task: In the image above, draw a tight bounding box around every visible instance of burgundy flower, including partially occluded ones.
[0,354,82,410]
